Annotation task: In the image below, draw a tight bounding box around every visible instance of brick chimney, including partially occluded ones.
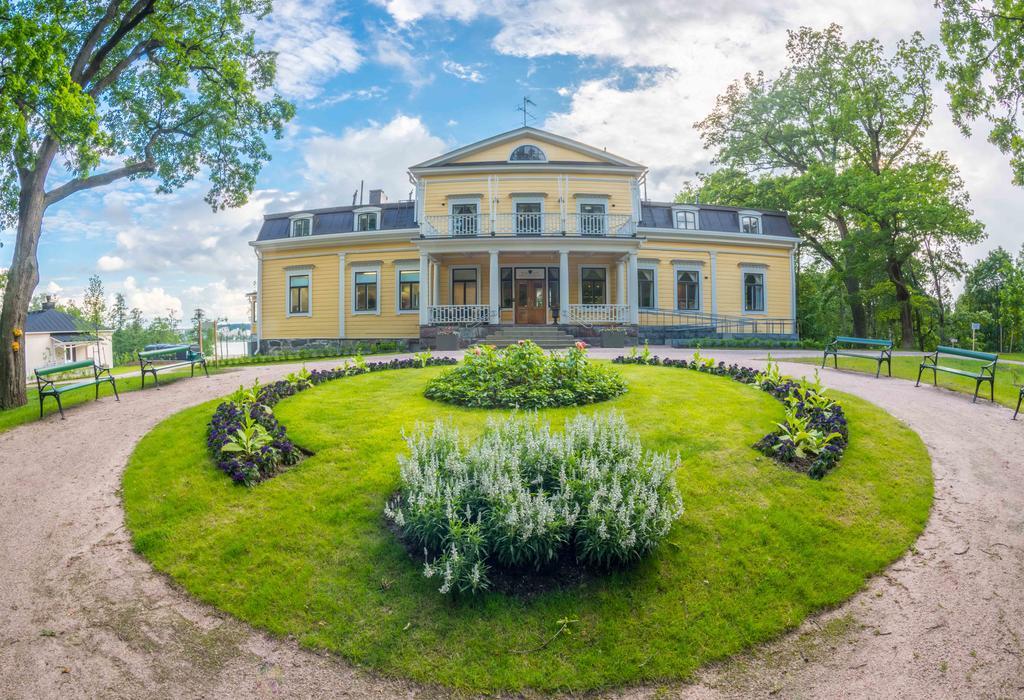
[369,189,386,205]
[42,294,56,310]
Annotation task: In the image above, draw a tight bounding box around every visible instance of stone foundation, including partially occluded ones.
[257,337,416,355]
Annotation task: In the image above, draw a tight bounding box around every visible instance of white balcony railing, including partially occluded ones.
[565,304,631,324]
[421,213,636,238]
[428,304,493,325]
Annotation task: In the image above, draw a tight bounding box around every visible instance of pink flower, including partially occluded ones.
[472,346,483,355]
[575,341,588,350]
[518,339,526,345]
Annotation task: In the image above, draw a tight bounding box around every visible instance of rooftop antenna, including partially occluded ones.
[352,189,358,206]
[515,96,536,127]
[359,179,364,205]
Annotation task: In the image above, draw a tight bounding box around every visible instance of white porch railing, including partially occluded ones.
[428,304,492,325]
[421,213,636,238]
[566,304,631,324]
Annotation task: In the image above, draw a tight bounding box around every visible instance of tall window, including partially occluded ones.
[291,217,311,237]
[288,273,310,315]
[547,267,560,309]
[515,201,543,234]
[398,269,419,311]
[581,267,606,304]
[500,268,514,308]
[451,202,478,235]
[356,212,378,231]
[744,272,765,312]
[637,268,655,309]
[578,202,606,235]
[354,270,378,311]
[509,144,546,161]
[452,268,478,304]
[675,210,697,230]
[676,270,700,311]
[739,214,761,234]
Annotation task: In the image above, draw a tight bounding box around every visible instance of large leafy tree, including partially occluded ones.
[697,24,983,347]
[938,0,1024,185]
[0,0,293,408]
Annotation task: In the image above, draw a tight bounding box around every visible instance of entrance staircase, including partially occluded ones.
[479,325,577,349]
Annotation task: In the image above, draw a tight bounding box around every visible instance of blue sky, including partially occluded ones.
[3,0,1022,322]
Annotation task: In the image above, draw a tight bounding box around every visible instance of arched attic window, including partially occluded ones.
[508,144,547,162]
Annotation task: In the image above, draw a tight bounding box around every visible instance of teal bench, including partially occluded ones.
[916,345,998,403]
[138,345,208,389]
[822,336,893,378]
[34,359,119,419]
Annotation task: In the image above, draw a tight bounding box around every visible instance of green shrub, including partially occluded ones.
[385,412,683,596]
[423,340,627,408]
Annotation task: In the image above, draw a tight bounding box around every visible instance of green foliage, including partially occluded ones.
[938,0,1024,185]
[424,341,627,408]
[774,411,842,461]
[284,366,312,390]
[122,365,933,692]
[219,411,275,457]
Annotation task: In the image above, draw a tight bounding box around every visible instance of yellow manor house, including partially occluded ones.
[249,127,798,351]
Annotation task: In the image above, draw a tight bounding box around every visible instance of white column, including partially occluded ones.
[338,253,347,338]
[709,251,718,317]
[627,251,639,324]
[559,250,570,323]
[432,259,440,307]
[616,258,626,306]
[488,249,500,324]
[418,252,430,325]
[255,249,263,342]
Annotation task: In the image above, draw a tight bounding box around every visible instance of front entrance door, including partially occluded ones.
[515,279,546,324]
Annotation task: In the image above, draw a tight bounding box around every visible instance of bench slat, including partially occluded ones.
[834,336,892,347]
[138,345,193,359]
[36,359,95,376]
[936,345,998,362]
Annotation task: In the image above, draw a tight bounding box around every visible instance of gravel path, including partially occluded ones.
[0,348,1021,699]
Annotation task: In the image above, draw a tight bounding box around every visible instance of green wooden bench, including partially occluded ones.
[138,345,208,389]
[916,345,998,403]
[822,336,893,378]
[34,359,119,420]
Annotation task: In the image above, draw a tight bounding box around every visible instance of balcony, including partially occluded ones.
[421,212,636,238]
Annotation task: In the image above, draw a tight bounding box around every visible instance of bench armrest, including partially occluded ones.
[921,351,938,366]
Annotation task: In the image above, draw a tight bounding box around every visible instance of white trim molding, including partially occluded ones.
[671,204,700,231]
[394,261,421,315]
[337,253,346,337]
[288,212,314,238]
[351,262,382,315]
[636,262,658,310]
[285,266,313,318]
[577,264,609,304]
[738,209,763,235]
[672,262,703,313]
[740,264,768,315]
[449,264,482,306]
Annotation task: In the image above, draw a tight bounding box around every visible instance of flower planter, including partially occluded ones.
[600,329,627,348]
[435,333,460,351]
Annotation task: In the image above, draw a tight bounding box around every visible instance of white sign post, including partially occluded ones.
[971,322,981,350]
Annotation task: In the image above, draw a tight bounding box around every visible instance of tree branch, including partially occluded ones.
[43,158,154,208]
[79,0,157,89]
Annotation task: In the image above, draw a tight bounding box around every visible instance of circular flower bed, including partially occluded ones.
[424,340,626,408]
[385,411,683,595]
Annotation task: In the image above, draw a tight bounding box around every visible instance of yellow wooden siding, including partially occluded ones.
[448,138,606,164]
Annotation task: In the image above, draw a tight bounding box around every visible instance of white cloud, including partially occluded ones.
[45,280,62,294]
[441,59,485,82]
[372,0,481,24]
[300,114,447,207]
[97,255,126,272]
[373,29,433,88]
[315,86,388,108]
[122,276,183,319]
[255,0,363,100]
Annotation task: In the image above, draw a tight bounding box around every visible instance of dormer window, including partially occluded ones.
[739,211,762,234]
[354,207,381,232]
[290,215,312,237]
[508,144,547,162]
[674,209,698,230]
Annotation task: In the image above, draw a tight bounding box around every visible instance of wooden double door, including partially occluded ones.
[515,278,547,324]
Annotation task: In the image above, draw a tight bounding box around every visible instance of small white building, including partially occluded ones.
[24,301,113,375]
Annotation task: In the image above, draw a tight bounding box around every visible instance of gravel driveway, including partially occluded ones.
[0,349,1020,699]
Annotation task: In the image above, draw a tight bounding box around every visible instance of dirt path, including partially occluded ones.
[0,349,1021,699]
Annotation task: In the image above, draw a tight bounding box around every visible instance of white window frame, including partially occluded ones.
[673,264,703,313]
[578,264,609,304]
[285,267,313,318]
[395,263,420,314]
[351,263,382,315]
[449,265,481,306]
[289,214,313,238]
[448,196,482,236]
[512,196,545,235]
[507,143,548,163]
[672,205,699,231]
[738,210,762,234]
[576,196,609,235]
[741,265,768,315]
[353,206,382,232]
[636,263,658,310]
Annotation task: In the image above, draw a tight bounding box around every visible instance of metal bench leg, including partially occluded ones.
[821,352,827,369]
[1015,392,1022,420]
[875,357,882,378]
[915,365,924,387]
[153,371,160,390]
[55,395,65,420]
[972,379,981,403]
[990,380,995,403]
[887,357,892,377]
[39,394,45,419]
[202,361,209,378]
[111,378,120,401]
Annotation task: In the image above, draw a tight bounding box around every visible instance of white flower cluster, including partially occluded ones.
[385,412,684,595]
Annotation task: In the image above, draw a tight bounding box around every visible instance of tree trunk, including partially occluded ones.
[842,275,868,338]
[0,167,50,409]
[887,259,915,350]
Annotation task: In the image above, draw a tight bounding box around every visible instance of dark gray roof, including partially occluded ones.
[256,201,417,242]
[52,332,101,343]
[25,309,82,333]
[640,201,796,238]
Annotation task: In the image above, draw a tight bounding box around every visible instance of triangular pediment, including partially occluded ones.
[410,127,645,170]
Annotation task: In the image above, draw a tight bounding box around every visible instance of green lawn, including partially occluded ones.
[789,354,1024,410]
[122,364,932,693]
[0,367,224,433]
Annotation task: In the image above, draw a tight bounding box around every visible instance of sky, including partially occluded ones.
[2,0,1022,323]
